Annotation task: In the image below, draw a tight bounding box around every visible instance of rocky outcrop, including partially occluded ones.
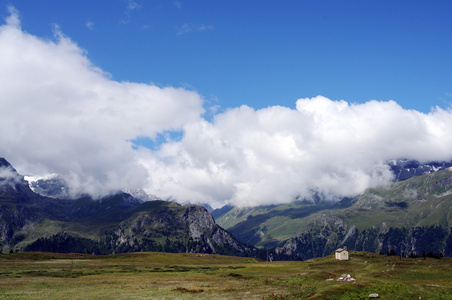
[102,203,260,256]
[275,220,452,260]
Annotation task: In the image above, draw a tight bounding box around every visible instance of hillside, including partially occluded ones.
[0,158,264,258]
[215,168,452,259]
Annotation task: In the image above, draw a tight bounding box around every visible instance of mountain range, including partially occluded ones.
[213,161,452,260]
[0,158,271,259]
[2,157,452,261]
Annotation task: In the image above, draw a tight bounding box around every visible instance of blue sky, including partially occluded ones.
[2,1,452,207]
[6,0,452,113]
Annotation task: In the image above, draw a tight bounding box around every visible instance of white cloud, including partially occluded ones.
[2,8,452,208]
[119,0,141,25]
[141,98,452,207]
[0,9,204,198]
[126,0,140,12]
[0,166,24,188]
[176,23,214,35]
[4,5,20,28]
[86,21,94,30]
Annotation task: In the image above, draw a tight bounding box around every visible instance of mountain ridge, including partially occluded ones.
[215,167,452,259]
[4,156,452,261]
[0,157,273,259]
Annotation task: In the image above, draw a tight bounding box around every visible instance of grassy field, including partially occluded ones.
[0,251,451,299]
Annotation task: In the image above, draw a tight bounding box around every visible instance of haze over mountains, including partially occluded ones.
[27,159,452,204]
[0,157,270,258]
[214,165,452,260]
[2,156,452,260]
[210,160,452,259]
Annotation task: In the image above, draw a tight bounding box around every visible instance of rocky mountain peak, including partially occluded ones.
[0,157,36,202]
[389,159,452,181]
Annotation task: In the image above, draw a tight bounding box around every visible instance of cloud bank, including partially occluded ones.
[142,99,452,207]
[0,8,204,197]
[1,8,452,207]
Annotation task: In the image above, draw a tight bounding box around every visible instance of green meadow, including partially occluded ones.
[0,251,451,299]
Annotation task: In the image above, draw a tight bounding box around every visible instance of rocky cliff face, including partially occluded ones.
[275,218,452,260]
[100,203,260,256]
[0,158,48,249]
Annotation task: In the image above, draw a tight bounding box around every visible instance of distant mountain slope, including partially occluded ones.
[28,176,70,199]
[6,156,452,261]
[388,159,452,181]
[0,157,267,259]
[216,168,452,259]
[29,175,160,203]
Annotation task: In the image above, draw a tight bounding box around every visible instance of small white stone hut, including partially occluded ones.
[335,246,349,260]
